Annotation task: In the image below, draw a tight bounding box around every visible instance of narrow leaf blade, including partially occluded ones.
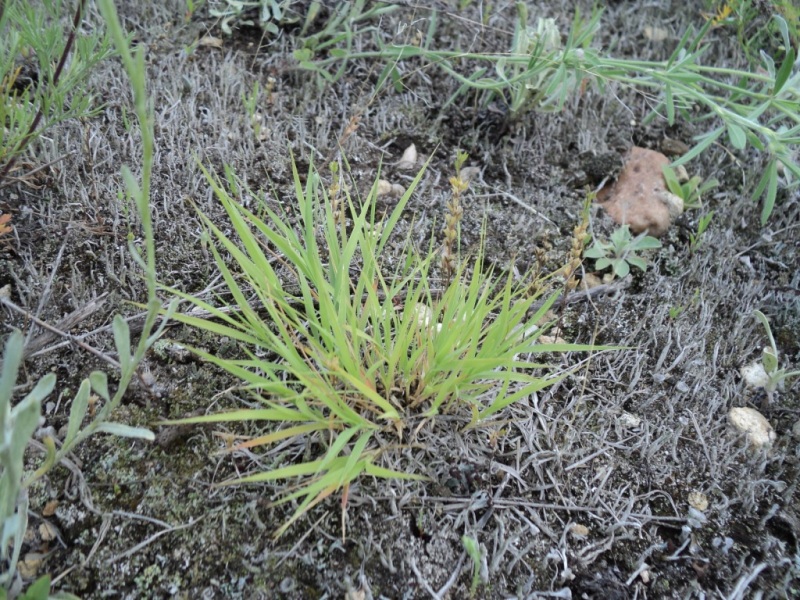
[65,380,91,446]
[774,47,796,94]
[89,371,110,402]
[96,422,155,441]
[112,315,132,372]
[727,123,746,150]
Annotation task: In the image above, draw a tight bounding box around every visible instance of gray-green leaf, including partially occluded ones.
[727,123,746,150]
[95,422,155,441]
[112,315,132,372]
[65,379,91,445]
[89,371,110,402]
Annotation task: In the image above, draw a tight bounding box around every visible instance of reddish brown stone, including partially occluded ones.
[597,146,683,237]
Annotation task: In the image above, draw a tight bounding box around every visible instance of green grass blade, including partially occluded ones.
[156,408,314,426]
[759,160,779,224]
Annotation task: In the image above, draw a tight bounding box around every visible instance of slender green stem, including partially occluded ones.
[97,0,156,304]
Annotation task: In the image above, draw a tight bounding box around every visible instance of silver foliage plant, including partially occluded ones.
[0,316,159,593]
[1,0,172,592]
[0,331,54,592]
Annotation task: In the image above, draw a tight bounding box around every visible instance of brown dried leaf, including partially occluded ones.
[39,522,57,542]
[42,500,59,517]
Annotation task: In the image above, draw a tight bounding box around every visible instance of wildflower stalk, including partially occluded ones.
[563,195,591,293]
[442,150,469,282]
[328,160,345,227]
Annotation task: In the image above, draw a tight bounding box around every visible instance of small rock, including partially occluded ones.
[688,491,708,511]
[580,273,604,290]
[409,303,443,333]
[459,166,482,185]
[16,553,44,579]
[596,146,683,237]
[660,191,684,217]
[728,407,775,449]
[661,138,690,157]
[570,523,590,537]
[139,370,156,389]
[617,411,641,429]
[197,35,224,49]
[412,303,435,328]
[643,26,669,42]
[740,361,769,389]
[39,522,57,542]
[539,334,567,345]
[42,500,58,517]
[376,179,393,196]
[396,143,418,170]
[377,179,405,198]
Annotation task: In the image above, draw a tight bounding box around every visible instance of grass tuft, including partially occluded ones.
[159,156,599,538]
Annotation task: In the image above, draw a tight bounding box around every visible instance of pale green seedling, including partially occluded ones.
[462,534,488,599]
[753,310,800,405]
[662,166,719,211]
[584,225,662,279]
[689,210,715,254]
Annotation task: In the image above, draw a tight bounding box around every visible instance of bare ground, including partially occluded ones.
[1,1,799,598]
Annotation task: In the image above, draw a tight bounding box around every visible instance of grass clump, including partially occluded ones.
[160,156,596,538]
